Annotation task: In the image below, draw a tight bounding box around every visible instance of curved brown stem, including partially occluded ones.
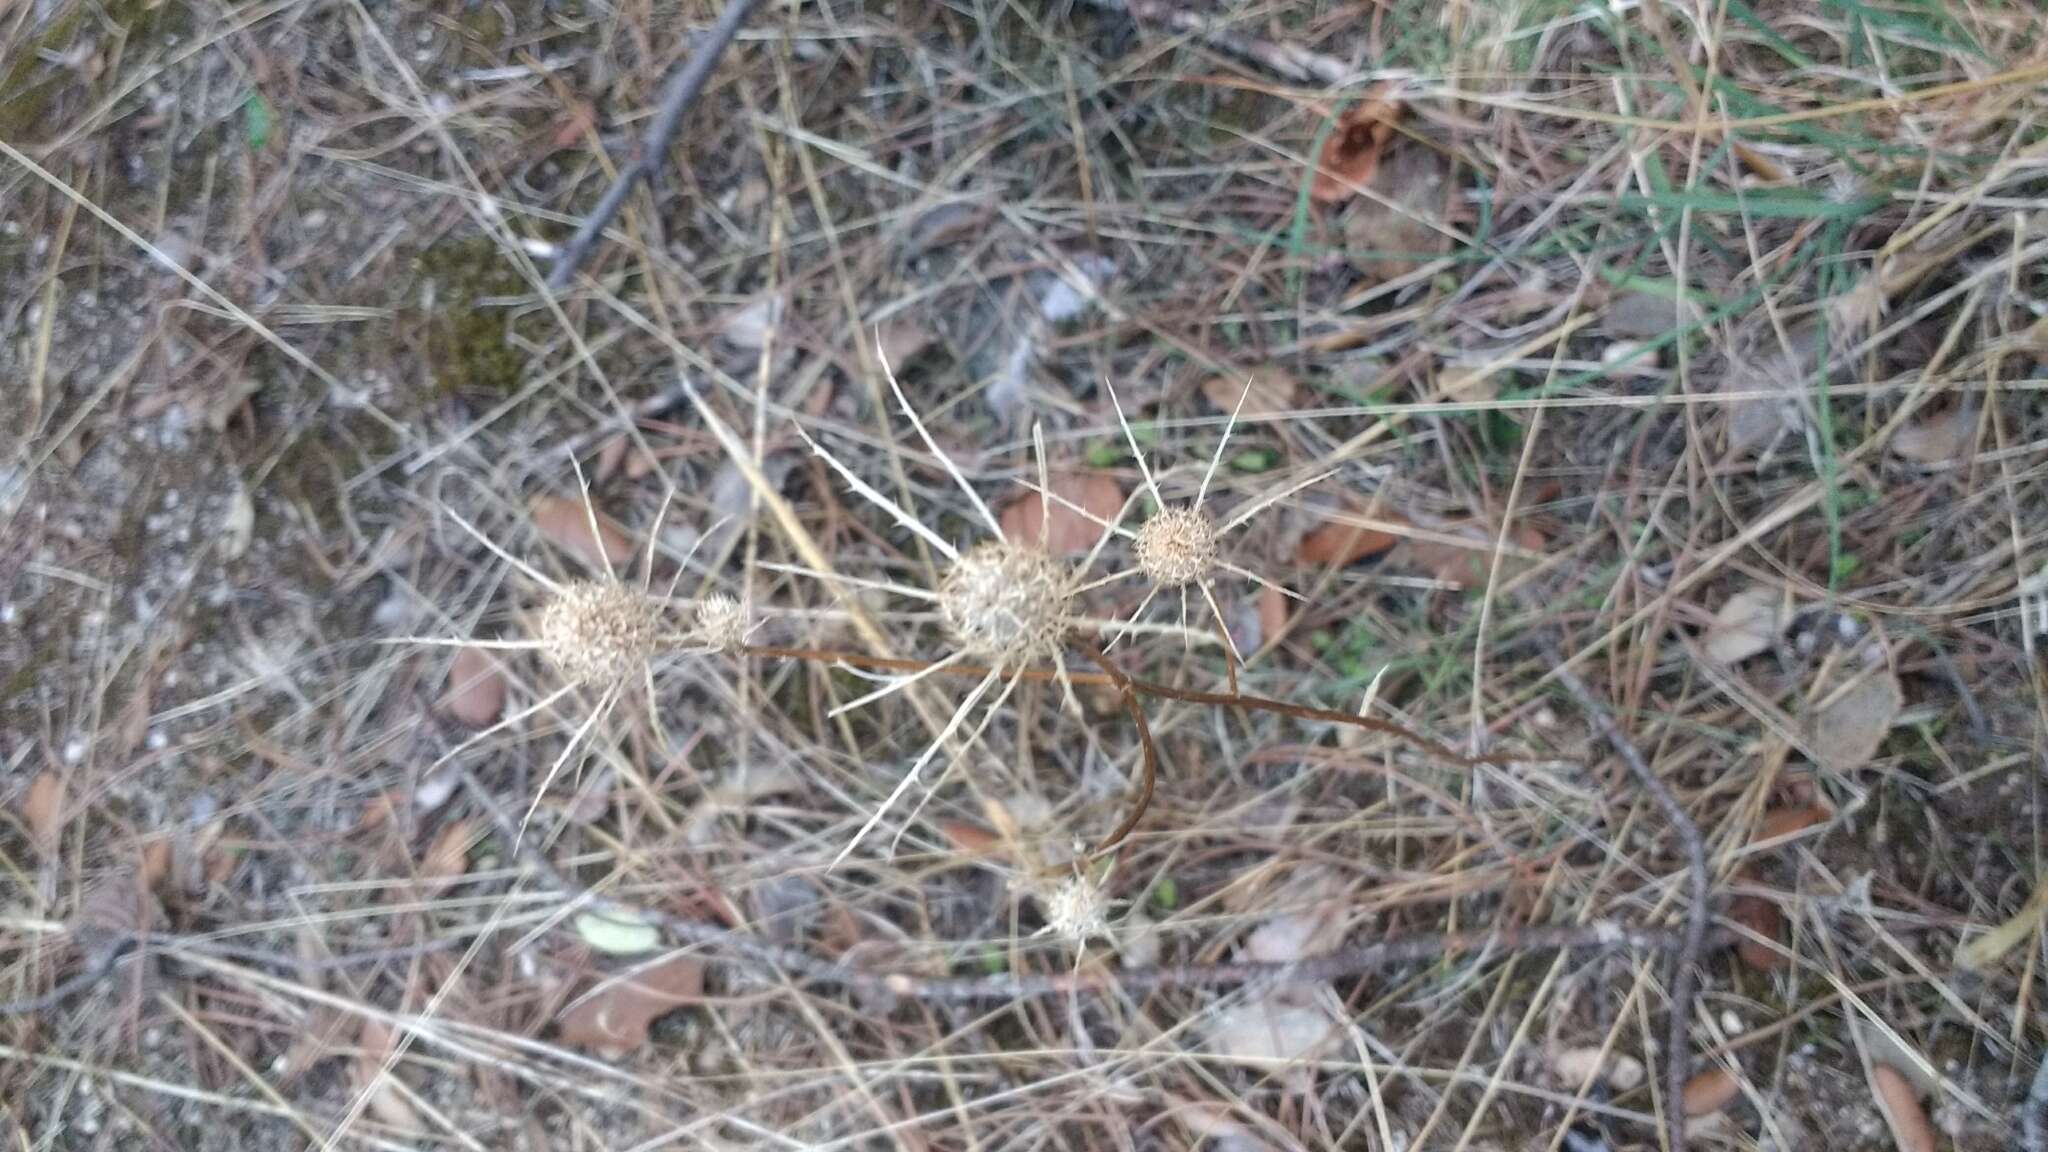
[1076,639,1158,855]
[742,642,1524,771]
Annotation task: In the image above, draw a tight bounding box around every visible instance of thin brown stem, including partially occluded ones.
[742,642,1525,771]
[1076,639,1158,854]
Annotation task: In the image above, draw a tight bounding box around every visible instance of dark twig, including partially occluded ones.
[1549,654,1710,1152]
[544,0,761,292]
[1077,638,1159,854]
[744,643,1525,771]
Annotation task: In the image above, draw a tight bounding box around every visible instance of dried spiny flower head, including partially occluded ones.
[693,593,751,654]
[535,581,663,684]
[938,542,1071,667]
[1037,872,1111,943]
[1135,505,1218,587]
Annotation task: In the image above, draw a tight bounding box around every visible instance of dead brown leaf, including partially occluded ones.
[1296,509,1401,567]
[1729,892,1786,971]
[440,646,507,728]
[1204,990,1339,1066]
[1701,584,1784,665]
[875,317,935,370]
[1602,292,1704,339]
[1721,323,1824,458]
[1870,1064,1936,1152]
[1201,371,1299,418]
[940,820,1001,855]
[1889,405,1975,464]
[351,1020,424,1134]
[1257,585,1288,644]
[529,494,635,573]
[139,837,173,893]
[1755,804,1830,844]
[556,954,705,1057]
[1310,89,1404,204]
[1550,1046,1646,1093]
[419,818,473,890]
[999,472,1126,555]
[1681,1066,1740,1116]
[22,771,63,857]
[1811,665,1902,773]
[1339,145,1445,284]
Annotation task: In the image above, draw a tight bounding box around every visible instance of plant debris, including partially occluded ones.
[1310,89,1404,204]
[557,954,705,1057]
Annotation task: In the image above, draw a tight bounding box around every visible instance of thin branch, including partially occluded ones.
[1548,654,1710,1152]
[742,642,1526,771]
[1077,639,1158,853]
[544,0,762,291]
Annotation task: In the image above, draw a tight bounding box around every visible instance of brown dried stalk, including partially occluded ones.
[745,639,1526,856]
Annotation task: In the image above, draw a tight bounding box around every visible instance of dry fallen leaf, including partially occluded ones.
[1681,1066,1741,1116]
[1870,1063,1936,1152]
[1311,89,1404,204]
[1729,892,1786,971]
[1602,292,1703,339]
[876,316,935,370]
[22,771,63,857]
[557,954,705,1057]
[1721,323,1824,458]
[575,908,665,956]
[351,1020,424,1134]
[722,291,784,351]
[1811,665,1902,773]
[419,818,473,890]
[440,646,506,728]
[1755,804,1830,844]
[1201,371,1299,418]
[529,494,635,573]
[1889,405,1975,464]
[1296,509,1401,567]
[1256,585,1288,645]
[1551,1046,1647,1093]
[1339,145,1445,284]
[1243,866,1350,963]
[1702,584,1784,665]
[139,837,174,893]
[1204,991,1339,1066]
[999,472,1126,555]
[221,486,255,561]
[939,820,1002,855]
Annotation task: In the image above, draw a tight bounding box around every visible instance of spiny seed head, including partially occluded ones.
[1135,505,1218,587]
[693,593,750,654]
[535,581,662,684]
[938,542,1070,666]
[1037,873,1111,943]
